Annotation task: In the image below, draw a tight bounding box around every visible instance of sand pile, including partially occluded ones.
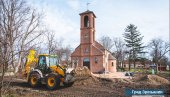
[147,75,170,85]
[136,74,170,85]
[73,76,100,86]
[73,66,100,86]
[74,66,91,77]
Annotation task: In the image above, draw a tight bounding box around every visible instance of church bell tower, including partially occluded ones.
[79,10,96,69]
[79,10,96,44]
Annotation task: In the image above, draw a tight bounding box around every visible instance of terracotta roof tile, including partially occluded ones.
[108,54,116,60]
[79,10,96,18]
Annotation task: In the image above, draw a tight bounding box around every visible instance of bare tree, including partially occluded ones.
[112,37,126,70]
[15,10,43,73]
[0,0,43,96]
[45,31,72,65]
[63,45,72,65]
[99,36,114,51]
[0,0,16,95]
[46,31,56,54]
[149,38,170,73]
[55,39,64,63]
[56,48,64,63]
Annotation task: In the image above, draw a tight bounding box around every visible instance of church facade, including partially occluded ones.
[71,10,116,73]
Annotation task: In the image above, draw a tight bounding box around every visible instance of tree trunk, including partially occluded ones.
[11,45,15,72]
[15,51,23,73]
[134,60,136,72]
[156,63,159,74]
[121,61,123,71]
[128,59,131,71]
[0,64,5,97]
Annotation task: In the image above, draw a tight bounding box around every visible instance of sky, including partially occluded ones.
[28,0,169,49]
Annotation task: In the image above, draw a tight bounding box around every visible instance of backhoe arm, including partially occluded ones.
[23,50,37,77]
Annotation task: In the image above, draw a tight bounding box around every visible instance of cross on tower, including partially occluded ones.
[87,3,90,10]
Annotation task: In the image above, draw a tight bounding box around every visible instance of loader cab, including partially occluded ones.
[37,55,59,74]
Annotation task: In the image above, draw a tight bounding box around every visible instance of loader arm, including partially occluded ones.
[23,50,38,76]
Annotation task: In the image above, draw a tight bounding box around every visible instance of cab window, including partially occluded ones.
[39,56,46,66]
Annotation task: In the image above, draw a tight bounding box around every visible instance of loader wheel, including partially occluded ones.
[46,74,61,90]
[28,72,40,87]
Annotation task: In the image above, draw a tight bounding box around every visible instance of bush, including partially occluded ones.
[117,67,125,72]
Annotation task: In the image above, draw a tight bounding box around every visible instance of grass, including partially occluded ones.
[128,68,170,76]
[125,68,158,74]
[5,94,16,97]
[147,68,157,74]
[117,68,125,72]
[129,68,146,73]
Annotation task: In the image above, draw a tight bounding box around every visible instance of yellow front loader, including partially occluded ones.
[22,50,75,90]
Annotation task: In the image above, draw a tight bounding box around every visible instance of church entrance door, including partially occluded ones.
[83,58,90,69]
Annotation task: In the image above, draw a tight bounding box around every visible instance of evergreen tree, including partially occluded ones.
[123,24,145,71]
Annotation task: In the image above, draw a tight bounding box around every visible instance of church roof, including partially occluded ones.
[79,10,96,18]
[108,54,116,60]
[94,41,105,51]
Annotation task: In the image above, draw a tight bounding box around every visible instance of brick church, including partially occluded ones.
[71,10,117,73]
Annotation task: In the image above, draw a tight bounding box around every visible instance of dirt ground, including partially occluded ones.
[2,73,170,97]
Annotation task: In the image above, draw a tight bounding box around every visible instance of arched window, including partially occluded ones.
[84,16,89,27]
[112,62,114,66]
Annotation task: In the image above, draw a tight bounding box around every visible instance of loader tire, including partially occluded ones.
[28,72,41,88]
[46,74,61,90]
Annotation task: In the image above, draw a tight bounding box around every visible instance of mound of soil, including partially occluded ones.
[147,75,170,85]
[134,74,170,85]
[75,66,91,76]
[73,76,100,86]
[74,66,100,86]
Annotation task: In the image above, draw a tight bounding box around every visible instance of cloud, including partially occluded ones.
[67,0,80,11]
[93,0,169,44]
[27,0,169,49]
[27,0,80,48]
[43,7,80,47]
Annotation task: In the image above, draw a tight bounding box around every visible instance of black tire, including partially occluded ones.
[46,74,61,90]
[28,72,41,87]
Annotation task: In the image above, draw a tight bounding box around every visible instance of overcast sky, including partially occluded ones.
[28,0,169,49]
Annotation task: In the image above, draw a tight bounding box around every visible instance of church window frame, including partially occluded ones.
[112,62,114,66]
[84,15,89,27]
